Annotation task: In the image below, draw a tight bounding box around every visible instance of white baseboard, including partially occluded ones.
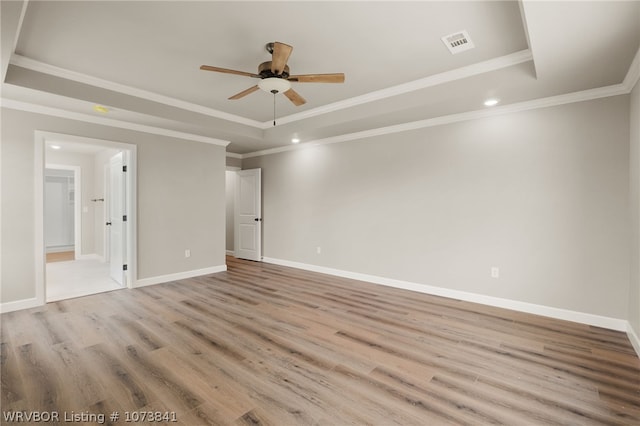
[226,250,235,256]
[262,257,628,332]
[46,246,74,253]
[75,253,102,261]
[0,297,42,314]
[134,264,227,288]
[627,323,640,357]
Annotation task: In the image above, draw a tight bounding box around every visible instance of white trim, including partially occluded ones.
[623,46,640,92]
[9,51,531,130]
[0,297,41,314]
[135,265,227,288]
[46,246,74,254]
[226,250,235,256]
[628,323,640,358]
[13,1,29,52]
[266,49,533,128]
[45,164,81,258]
[121,148,137,289]
[4,80,630,162]
[75,253,101,261]
[9,54,263,129]
[243,83,628,159]
[6,47,635,160]
[34,137,46,307]
[517,0,537,79]
[1,98,230,147]
[262,257,628,332]
[0,0,28,82]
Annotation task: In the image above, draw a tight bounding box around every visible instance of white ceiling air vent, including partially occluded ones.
[441,30,475,55]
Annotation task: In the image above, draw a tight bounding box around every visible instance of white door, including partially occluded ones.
[109,152,126,285]
[235,169,262,261]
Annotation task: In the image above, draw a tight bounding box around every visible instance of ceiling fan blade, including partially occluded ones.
[288,73,345,83]
[200,65,259,78]
[283,88,306,106]
[271,42,293,75]
[228,85,260,100]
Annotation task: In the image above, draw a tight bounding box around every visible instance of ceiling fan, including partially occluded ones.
[200,42,345,107]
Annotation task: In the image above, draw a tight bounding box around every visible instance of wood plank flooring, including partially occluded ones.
[2,256,639,425]
[46,251,75,263]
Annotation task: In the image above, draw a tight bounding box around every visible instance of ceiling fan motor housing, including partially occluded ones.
[258,61,290,79]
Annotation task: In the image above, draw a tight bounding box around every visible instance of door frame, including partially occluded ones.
[34,131,137,305]
[44,164,81,259]
[225,166,241,256]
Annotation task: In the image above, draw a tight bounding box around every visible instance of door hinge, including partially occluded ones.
[122,165,127,172]
[123,264,128,271]
[123,215,127,222]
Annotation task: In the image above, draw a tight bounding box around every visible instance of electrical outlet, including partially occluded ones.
[185,249,191,258]
[316,246,322,254]
[491,267,500,278]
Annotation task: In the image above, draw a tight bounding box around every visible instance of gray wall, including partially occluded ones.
[226,156,242,168]
[244,95,631,320]
[630,80,640,335]
[0,107,227,304]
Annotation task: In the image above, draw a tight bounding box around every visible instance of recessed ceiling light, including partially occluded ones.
[50,145,61,150]
[93,105,109,113]
[291,138,300,144]
[484,98,499,107]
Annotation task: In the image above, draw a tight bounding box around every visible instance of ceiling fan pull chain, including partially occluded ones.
[272,90,277,126]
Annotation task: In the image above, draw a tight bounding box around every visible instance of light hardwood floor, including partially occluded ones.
[46,251,75,263]
[2,257,639,425]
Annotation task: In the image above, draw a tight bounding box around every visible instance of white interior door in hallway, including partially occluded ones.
[235,168,262,261]
[107,151,126,286]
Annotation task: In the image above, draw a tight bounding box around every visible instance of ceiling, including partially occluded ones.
[1,1,639,155]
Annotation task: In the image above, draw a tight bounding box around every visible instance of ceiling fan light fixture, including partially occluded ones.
[258,77,291,94]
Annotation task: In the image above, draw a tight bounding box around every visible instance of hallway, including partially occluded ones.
[46,255,122,302]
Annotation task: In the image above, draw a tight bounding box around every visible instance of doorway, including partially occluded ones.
[35,132,137,304]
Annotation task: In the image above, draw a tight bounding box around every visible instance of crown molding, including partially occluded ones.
[517,0,537,79]
[623,46,640,92]
[9,54,264,128]
[10,51,532,132]
[241,82,628,159]
[258,49,534,128]
[1,98,230,147]
[7,45,636,160]
[3,79,628,159]
[13,1,29,52]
